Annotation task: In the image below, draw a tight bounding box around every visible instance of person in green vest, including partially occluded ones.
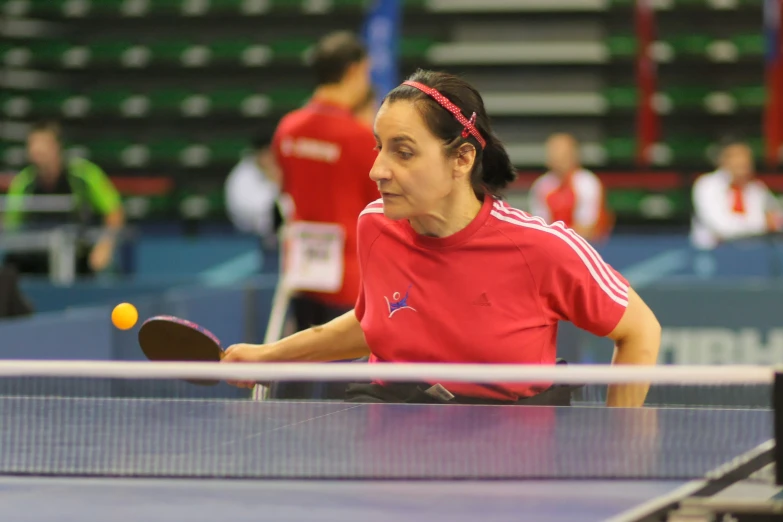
[3,120,125,276]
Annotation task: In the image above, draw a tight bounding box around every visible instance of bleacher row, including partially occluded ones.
[0,85,766,119]
[0,0,771,227]
[0,135,768,170]
[0,34,766,69]
[0,0,764,18]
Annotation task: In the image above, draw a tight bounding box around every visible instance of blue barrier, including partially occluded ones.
[598,234,783,282]
[0,276,281,399]
[135,237,260,276]
[20,278,179,313]
[0,307,114,360]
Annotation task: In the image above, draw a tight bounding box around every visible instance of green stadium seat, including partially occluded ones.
[731,34,764,56]
[88,90,136,115]
[28,90,75,116]
[604,138,636,162]
[207,89,260,116]
[399,38,435,60]
[662,87,712,110]
[149,41,212,67]
[267,88,311,111]
[0,43,31,68]
[0,142,27,168]
[207,139,247,163]
[90,41,150,67]
[83,139,134,164]
[269,39,312,61]
[731,86,765,107]
[603,87,637,110]
[210,40,253,64]
[118,143,152,168]
[666,35,712,56]
[746,137,764,158]
[666,138,713,163]
[0,91,32,118]
[606,36,636,58]
[147,89,195,113]
[146,139,189,164]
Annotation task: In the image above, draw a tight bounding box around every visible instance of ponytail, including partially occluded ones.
[474,132,517,196]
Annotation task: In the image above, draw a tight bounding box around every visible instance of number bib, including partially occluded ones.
[283,221,345,292]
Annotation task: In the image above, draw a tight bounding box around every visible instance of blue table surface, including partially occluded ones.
[0,400,774,520]
[0,476,688,522]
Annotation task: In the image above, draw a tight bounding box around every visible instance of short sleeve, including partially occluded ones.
[535,227,629,336]
[76,160,121,214]
[528,176,551,222]
[572,172,602,228]
[354,202,385,322]
[3,167,34,231]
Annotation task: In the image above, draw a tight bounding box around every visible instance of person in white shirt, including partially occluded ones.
[691,141,783,250]
[224,134,282,244]
[529,133,613,242]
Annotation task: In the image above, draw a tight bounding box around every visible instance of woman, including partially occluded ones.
[223,69,661,407]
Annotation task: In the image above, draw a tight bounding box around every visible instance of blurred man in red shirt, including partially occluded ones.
[271,31,378,399]
[529,133,613,243]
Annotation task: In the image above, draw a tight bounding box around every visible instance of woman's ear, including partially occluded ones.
[453,143,477,180]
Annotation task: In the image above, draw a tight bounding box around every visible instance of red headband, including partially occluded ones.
[402,80,486,149]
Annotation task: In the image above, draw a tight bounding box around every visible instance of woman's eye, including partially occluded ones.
[373,145,381,152]
[397,150,413,160]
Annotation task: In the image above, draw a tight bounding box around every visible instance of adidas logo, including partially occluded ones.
[472,292,491,307]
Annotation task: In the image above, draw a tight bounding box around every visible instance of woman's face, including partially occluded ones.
[370,100,460,220]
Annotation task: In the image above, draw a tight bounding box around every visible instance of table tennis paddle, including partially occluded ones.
[138,315,223,386]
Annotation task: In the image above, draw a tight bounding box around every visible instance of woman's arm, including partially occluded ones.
[605,287,661,407]
[222,309,370,364]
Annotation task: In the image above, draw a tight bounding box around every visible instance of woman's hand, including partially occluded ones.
[221,343,267,388]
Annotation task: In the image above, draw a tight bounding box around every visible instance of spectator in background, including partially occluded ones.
[3,121,124,276]
[271,31,377,399]
[691,140,783,249]
[224,132,282,249]
[529,133,613,243]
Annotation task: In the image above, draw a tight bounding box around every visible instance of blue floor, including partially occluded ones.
[0,477,686,522]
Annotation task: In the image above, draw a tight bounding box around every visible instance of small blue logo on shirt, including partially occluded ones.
[385,285,417,318]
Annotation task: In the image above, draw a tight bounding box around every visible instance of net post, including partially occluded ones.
[775,367,783,485]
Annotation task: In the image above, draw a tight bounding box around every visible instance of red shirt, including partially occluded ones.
[355,195,629,401]
[273,99,378,308]
[530,169,614,240]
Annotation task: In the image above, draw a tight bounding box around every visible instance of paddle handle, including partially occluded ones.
[253,278,292,400]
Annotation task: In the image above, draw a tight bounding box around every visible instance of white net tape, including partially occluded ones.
[0,360,774,385]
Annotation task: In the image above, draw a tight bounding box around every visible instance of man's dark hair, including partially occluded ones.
[250,131,273,151]
[311,31,367,86]
[28,120,62,141]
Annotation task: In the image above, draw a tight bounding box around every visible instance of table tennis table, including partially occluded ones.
[0,398,779,521]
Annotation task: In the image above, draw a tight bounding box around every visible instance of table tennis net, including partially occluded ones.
[0,362,776,481]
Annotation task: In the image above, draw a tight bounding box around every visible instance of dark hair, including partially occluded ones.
[384,69,516,196]
[310,31,367,86]
[250,131,273,151]
[28,120,62,141]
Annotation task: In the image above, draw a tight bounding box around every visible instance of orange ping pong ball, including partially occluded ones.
[112,303,138,330]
